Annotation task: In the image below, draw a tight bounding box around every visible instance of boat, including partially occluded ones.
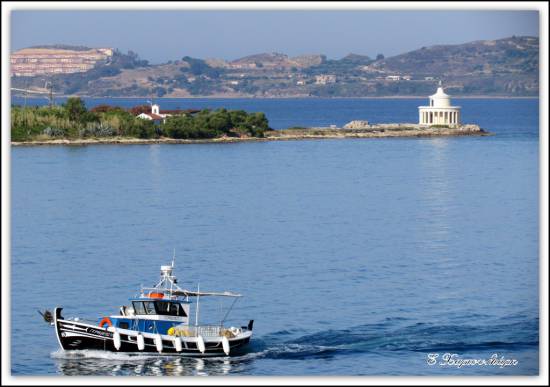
[45,261,253,356]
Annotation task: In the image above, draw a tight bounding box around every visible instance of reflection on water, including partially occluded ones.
[420,137,452,253]
[53,350,250,376]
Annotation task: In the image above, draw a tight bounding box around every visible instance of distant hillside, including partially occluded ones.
[226,52,326,69]
[363,36,538,95]
[10,36,539,97]
[367,36,538,76]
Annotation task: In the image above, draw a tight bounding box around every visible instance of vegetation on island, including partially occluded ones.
[11,97,270,142]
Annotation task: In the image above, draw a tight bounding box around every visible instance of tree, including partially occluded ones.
[91,104,124,113]
[129,118,156,138]
[229,110,248,127]
[163,115,193,138]
[245,112,269,131]
[64,97,87,121]
[376,53,385,60]
[208,109,232,133]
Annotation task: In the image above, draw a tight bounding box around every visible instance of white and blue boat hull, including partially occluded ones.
[54,308,253,356]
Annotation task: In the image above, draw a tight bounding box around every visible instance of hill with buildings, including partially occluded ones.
[362,35,539,96]
[10,36,539,97]
[11,46,114,77]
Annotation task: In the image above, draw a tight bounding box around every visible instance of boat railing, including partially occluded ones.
[170,324,223,337]
[195,325,223,337]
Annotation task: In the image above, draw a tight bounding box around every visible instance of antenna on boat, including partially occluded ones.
[172,248,176,269]
[195,282,200,326]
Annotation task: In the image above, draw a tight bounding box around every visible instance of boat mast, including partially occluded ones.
[169,249,176,298]
[195,282,200,326]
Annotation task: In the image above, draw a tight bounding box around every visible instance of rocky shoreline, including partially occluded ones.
[11,124,491,147]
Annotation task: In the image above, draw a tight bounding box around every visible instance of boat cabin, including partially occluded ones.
[96,263,242,335]
[103,296,191,334]
[131,299,189,318]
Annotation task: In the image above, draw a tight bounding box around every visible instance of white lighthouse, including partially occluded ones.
[418,84,461,126]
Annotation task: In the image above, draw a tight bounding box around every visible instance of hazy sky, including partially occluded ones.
[11,10,539,64]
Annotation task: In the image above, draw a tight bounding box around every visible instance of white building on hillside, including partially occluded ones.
[315,74,336,85]
[418,85,461,126]
[386,75,401,81]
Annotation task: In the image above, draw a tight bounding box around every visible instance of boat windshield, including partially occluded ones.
[133,301,146,315]
[144,301,156,314]
[132,300,187,317]
[155,301,187,317]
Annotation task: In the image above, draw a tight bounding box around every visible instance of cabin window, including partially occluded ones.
[144,301,156,315]
[132,301,146,315]
[118,321,129,329]
[173,303,187,317]
[154,301,187,317]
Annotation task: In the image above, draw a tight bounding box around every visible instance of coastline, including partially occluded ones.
[11,125,492,147]
[11,94,539,100]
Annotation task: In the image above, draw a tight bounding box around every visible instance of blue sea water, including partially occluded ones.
[10,98,539,376]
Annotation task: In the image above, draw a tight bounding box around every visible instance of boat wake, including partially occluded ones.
[231,318,536,364]
[51,316,538,375]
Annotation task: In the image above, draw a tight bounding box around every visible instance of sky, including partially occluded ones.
[10,9,539,64]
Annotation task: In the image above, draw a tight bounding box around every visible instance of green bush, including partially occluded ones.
[79,122,116,137]
[64,97,88,122]
[43,127,66,137]
[128,119,157,139]
[162,109,269,139]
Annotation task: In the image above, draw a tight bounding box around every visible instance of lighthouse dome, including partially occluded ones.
[429,87,451,108]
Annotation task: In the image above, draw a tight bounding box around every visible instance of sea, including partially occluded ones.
[10,97,539,376]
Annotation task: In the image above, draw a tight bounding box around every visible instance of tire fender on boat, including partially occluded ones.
[222,336,230,356]
[113,329,121,351]
[197,335,205,354]
[136,334,145,351]
[173,337,182,352]
[155,334,163,352]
